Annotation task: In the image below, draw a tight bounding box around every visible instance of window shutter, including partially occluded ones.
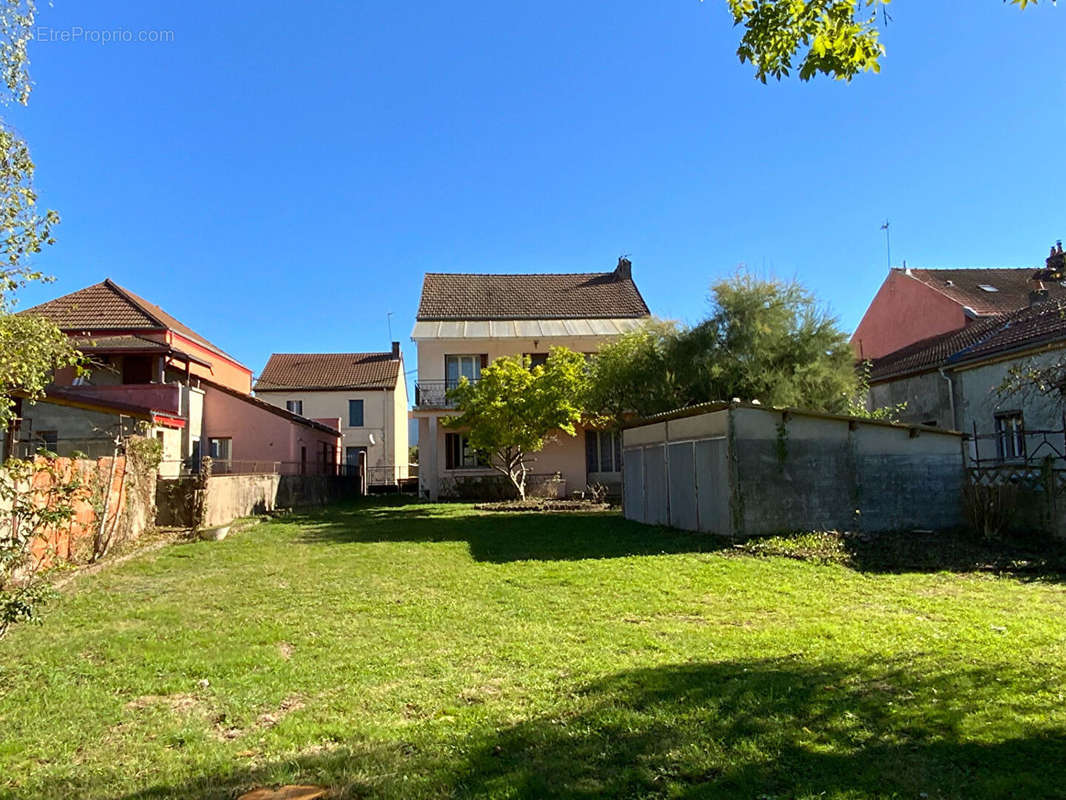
[480,354,489,370]
[585,430,598,473]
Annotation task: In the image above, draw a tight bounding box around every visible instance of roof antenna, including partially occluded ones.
[386,311,393,342]
[880,219,891,270]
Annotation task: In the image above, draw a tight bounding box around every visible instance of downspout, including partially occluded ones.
[938,366,956,430]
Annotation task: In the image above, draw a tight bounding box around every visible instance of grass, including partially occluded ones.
[2,500,1066,799]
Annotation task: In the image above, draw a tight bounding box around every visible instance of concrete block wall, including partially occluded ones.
[623,404,965,537]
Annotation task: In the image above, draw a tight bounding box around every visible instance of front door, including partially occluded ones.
[346,446,368,493]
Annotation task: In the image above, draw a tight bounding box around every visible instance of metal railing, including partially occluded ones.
[414,379,479,409]
[967,421,1066,468]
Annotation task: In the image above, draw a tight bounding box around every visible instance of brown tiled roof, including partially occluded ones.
[870,300,1066,382]
[22,279,245,365]
[906,267,1066,315]
[254,353,401,391]
[416,268,650,321]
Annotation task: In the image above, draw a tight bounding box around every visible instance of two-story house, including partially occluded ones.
[254,346,409,489]
[411,257,651,500]
[864,243,1066,465]
[14,279,342,476]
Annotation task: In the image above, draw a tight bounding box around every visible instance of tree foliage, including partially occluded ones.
[0,457,82,640]
[446,349,589,500]
[589,273,862,420]
[584,319,686,430]
[723,0,1045,83]
[0,0,80,429]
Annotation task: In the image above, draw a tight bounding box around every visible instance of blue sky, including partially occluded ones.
[11,1,1066,381]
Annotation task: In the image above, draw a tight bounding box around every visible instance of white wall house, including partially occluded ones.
[411,258,651,500]
[255,345,409,486]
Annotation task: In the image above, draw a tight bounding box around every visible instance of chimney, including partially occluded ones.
[1030,288,1050,306]
[1033,241,1065,283]
[391,341,400,359]
[1048,240,1065,276]
[615,256,632,280]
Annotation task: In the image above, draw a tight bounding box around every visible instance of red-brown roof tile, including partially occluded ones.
[254,352,401,391]
[906,267,1066,316]
[22,279,245,365]
[870,299,1066,382]
[416,267,650,321]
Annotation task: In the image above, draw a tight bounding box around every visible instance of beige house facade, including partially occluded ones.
[411,259,651,500]
[255,346,409,486]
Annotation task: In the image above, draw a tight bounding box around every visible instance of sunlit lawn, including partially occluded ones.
[2,500,1066,799]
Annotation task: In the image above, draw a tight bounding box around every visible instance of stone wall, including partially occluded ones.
[5,447,158,566]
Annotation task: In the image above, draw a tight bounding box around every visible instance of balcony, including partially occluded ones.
[414,379,478,409]
[56,383,183,415]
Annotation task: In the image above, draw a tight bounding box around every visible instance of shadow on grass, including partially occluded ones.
[737,527,1066,582]
[290,498,728,563]
[93,657,1066,800]
[288,499,1066,580]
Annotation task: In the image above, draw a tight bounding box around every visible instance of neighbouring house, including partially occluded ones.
[865,244,1066,466]
[411,257,651,500]
[254,345,409,488]
[851,251,1066,360]
[11,279,342,477]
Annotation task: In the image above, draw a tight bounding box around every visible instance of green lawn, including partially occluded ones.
[2,501,1066,799]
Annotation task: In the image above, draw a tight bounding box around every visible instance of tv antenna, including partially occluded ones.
[386,311,394,342]
[880,220,891,269]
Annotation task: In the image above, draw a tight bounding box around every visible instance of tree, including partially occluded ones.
[723,0,1044,83]
[588,273,860,419]
[0,0,79,430]
[446,348,589,500]
[584,319,686,430]
[0,1,82,641]
[682,272,858,410]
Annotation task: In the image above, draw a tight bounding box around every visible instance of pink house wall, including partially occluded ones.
[851,270,969,360]
[201,384,340,474]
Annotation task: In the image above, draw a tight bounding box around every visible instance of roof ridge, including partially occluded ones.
[102,278,167,328]
[265,351,396,358]
[421,270,618,278]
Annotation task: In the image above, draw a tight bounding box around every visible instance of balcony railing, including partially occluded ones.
[414,379,479,409]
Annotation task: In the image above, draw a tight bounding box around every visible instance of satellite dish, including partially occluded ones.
[368,433,377,446]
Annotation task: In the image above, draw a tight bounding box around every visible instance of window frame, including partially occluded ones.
[586,429,622,474]
[285,399,304,416]
[995,411,1025,462]
[348,398,364,428]
[445,354,487,388]
[445,432,488,470]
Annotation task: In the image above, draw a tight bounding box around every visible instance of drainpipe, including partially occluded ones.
[938,366,957,430]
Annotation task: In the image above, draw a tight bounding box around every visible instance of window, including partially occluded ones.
[121,355,154,384]
[348,399,364,427]
[35,430,58,453]
[977,284,999,293]
[208,437,231,462]
[586,430,622,474]
[525,353,549,369]
[286,399,303,415]
[445,433,487,470]
[995,412,1025,461]
[445,355,486,388]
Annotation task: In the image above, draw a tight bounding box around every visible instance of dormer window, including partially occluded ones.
[977,284,999,293]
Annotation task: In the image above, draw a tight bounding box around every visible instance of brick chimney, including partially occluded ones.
[1048,240,1065,277]
[391,341,400,359]
[615,256,632,280]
